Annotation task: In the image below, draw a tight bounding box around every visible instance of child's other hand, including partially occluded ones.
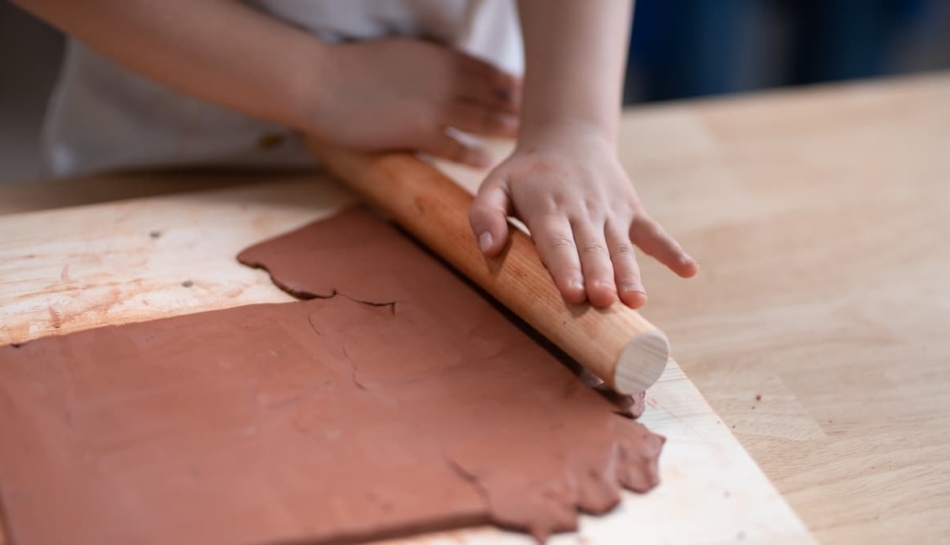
[307,38,521,167]
[469,125,699,309]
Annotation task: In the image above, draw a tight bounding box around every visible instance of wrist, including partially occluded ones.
[516,117,617,150]
[286,39,335,137]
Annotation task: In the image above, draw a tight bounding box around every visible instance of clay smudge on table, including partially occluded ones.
[0,207,663,545]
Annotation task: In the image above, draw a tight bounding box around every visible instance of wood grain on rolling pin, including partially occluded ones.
[304,139,669,394]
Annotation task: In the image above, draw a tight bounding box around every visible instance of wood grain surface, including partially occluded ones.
[627,74,950,545]
[0,178,814,544]
[1,71,948,544]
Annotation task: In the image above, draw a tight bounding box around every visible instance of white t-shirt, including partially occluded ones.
[42,0,523,177]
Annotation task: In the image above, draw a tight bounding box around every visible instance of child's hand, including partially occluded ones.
[308,38,521,167]
[469,125,698,309]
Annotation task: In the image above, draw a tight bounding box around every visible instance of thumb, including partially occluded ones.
[469,176,512,256]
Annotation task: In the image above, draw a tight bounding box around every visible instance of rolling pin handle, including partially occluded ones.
[305,137,669,394]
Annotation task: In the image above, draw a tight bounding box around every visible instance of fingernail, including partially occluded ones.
[621,284,639,293]
[478,232,493,252]
[569,278,584,290]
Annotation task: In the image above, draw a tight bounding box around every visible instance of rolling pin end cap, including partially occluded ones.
[613,330,670,395]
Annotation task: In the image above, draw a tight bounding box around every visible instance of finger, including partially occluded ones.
[420,132,492,168]
[456,54,522,107]
[470,177,513,256]
[629,214,699,278]
[606,221,647,309]
[456,74,522,113]
[530,216,586,304]
[573,220,618,308]
[445,101,519,138]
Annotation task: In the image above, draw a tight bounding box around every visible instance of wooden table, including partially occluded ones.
[623,73,950,545]
[2,72,949,545]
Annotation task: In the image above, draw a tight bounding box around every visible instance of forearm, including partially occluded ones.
[14,0,326,132]
[516,0,633,143]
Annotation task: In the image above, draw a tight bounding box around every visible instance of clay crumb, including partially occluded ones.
[149,230,162,239]
[181,280,194,288]
[755,394,762,401]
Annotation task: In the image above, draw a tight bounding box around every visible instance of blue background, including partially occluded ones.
[624,0,950,103]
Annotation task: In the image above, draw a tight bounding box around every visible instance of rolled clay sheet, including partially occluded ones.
[0,208,663,545]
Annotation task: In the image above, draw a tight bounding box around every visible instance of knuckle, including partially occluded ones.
[609,243,635,260]
[487,204,508,216]
[548,235,577,251]
[581,242,609,256]
[469,205,489,223]
[615,265,641,282]
[612,200,636,217]
[616,272,638,286]
[630,221,659,245]
[547,194,568,214]
[582,197,604,218]
[472,205,505,224]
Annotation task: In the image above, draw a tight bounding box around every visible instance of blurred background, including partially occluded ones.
[623,0,950,103]
[2,0,949,182]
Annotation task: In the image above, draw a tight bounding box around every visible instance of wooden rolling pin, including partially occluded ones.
[304,139,669,394]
